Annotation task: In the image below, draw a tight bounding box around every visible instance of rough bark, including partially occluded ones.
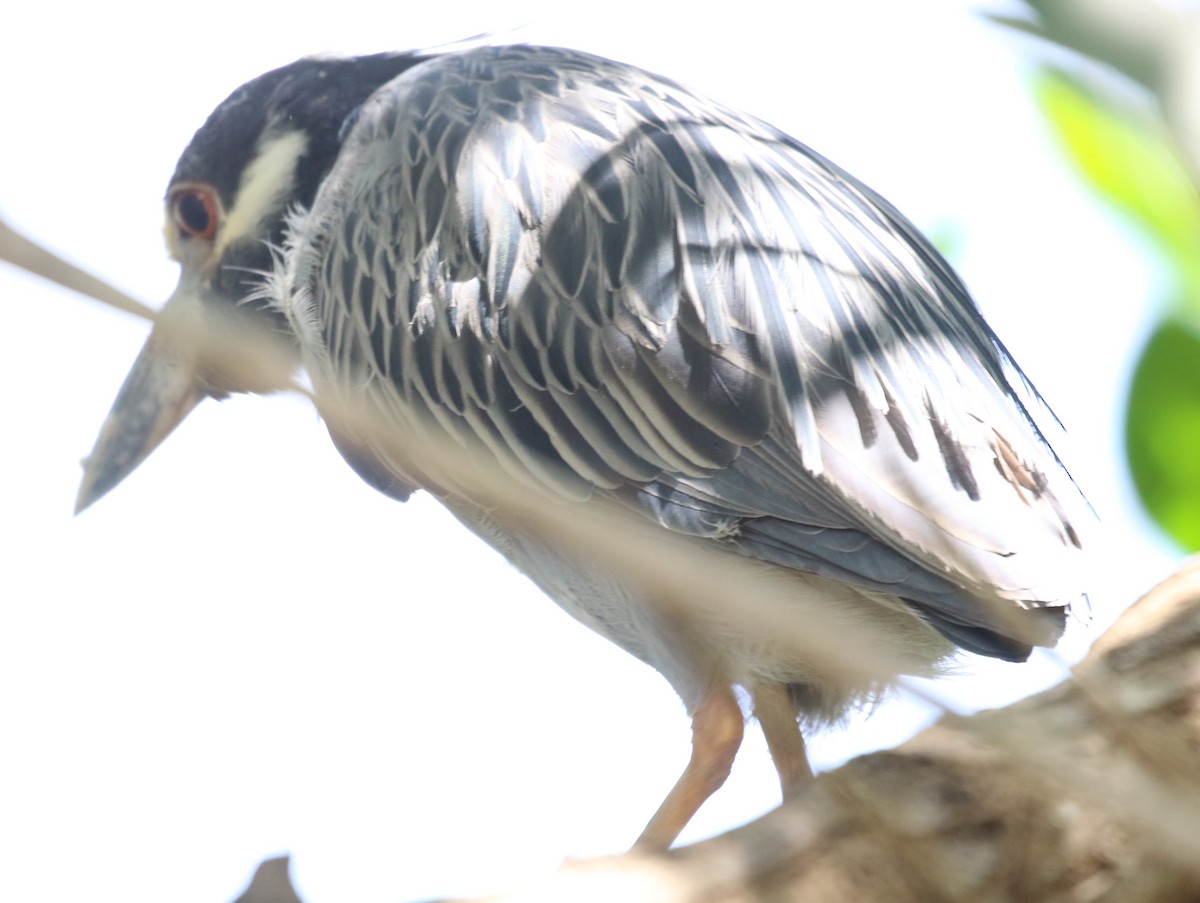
[229,559,1200,903]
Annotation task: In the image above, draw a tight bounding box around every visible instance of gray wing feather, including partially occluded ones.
[288,45,1087,646]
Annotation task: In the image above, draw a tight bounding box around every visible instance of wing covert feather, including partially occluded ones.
[287,45,1087,630]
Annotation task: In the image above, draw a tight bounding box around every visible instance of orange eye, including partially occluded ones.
[170,185,220,240]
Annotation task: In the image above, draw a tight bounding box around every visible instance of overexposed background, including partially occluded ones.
[0,2,1181,901]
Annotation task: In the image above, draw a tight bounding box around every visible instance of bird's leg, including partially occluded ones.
[750,682,813,798]
[633,684,744,850]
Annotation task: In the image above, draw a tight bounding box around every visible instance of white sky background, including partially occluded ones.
[0,2,1185,901]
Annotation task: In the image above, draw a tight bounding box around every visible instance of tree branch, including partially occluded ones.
[0,214,155,321]
[223,560,1200,903]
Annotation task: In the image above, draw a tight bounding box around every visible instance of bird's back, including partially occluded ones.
[278,44,1088,684]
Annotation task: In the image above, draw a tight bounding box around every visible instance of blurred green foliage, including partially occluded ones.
[1035,68,1200,550]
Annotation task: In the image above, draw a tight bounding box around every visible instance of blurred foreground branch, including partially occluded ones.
[0,215,155,320]
[230,560,1200,903]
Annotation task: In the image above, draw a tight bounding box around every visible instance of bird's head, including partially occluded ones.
[76,53,424,512]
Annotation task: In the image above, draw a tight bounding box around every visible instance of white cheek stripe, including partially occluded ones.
[215,129,308,258]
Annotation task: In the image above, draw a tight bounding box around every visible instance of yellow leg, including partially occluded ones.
[633,685,744,850]
[750,682,813,798]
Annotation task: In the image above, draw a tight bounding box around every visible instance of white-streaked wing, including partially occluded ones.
[283,45,1087,656]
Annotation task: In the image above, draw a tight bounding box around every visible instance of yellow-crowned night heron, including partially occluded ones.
[78,44,1087,848]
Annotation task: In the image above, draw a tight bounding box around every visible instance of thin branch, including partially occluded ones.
[0,214,156,321]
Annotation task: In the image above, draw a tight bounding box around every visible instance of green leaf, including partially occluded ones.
[1034,68,1200,311]
[1035,67,1200,545]
[925,219,965,265]
[1125,316,1200,550]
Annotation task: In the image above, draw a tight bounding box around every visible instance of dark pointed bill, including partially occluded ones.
[75,308,208,513]
[76,282,298,513]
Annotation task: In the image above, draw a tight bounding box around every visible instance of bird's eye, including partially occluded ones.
[170,185,220,240]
